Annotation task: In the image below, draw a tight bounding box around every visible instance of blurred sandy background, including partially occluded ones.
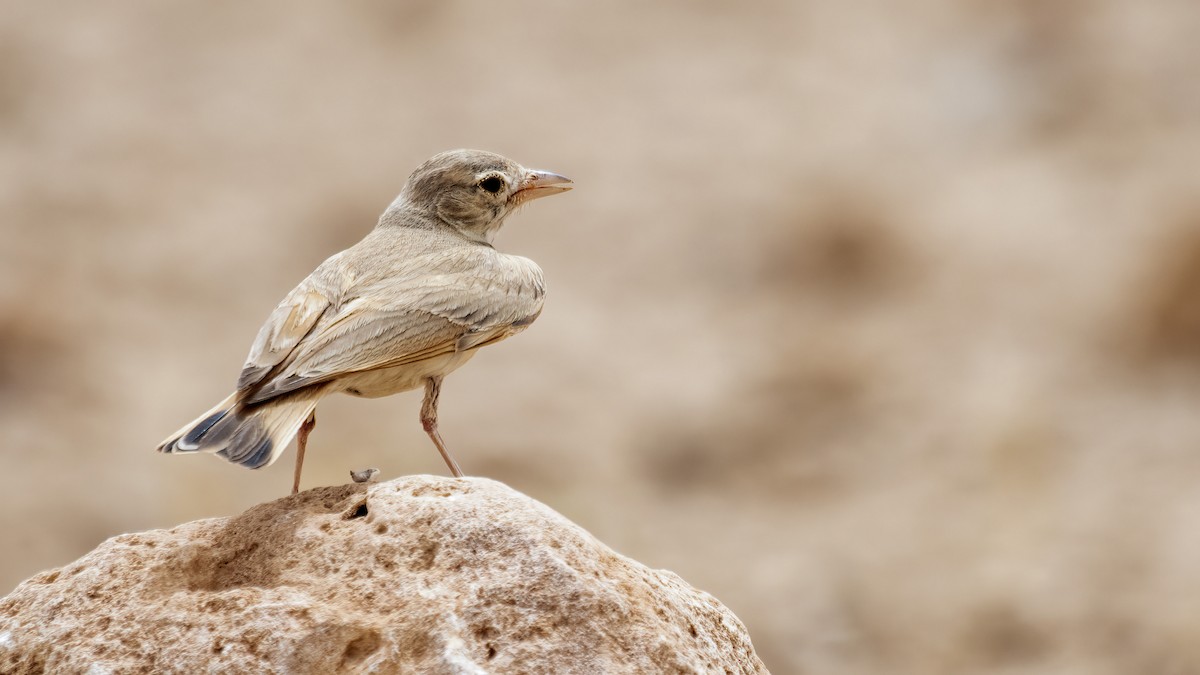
[3,1,1200,672]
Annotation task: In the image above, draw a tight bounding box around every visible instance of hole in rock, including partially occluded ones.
[345,502,369,519]
[341,631,382,664]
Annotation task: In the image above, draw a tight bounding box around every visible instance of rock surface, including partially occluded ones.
[0,476,766,674]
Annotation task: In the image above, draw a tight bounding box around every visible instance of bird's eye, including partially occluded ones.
[479,176,505,194]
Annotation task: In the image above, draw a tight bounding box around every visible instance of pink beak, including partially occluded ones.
[514,169,573,203]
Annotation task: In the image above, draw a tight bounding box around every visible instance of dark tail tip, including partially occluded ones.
[217,434,274,470]
[181,410,230,447]
[161,408,231,454]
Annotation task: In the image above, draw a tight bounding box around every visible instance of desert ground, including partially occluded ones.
[3,2,1200,672]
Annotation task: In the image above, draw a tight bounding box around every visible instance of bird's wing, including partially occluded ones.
[240,248,544,404]
[236,257,343,393]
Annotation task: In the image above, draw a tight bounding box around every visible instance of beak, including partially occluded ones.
[514,169,573,203]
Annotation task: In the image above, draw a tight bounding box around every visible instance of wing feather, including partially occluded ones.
[239,248,543,404]
[236,281,334,392]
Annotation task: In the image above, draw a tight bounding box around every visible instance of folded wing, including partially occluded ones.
[237,248,544,405]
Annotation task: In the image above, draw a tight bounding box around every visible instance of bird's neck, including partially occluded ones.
[376,201,496,247]
[377,195,444,231]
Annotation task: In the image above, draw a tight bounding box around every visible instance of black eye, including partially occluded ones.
[479,176,504,194]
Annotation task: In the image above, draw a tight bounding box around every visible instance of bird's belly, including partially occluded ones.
[335,351,478,398]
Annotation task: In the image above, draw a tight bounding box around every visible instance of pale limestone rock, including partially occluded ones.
[0,476,766,674]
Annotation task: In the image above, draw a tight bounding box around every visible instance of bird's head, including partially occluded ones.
[388,149,572,243]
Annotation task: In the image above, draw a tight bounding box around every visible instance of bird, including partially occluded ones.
[156,149,572,494]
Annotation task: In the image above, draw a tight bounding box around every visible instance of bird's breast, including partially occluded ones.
[336,350,479,398]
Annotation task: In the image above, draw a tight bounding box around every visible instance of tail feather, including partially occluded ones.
[157,390,323,470]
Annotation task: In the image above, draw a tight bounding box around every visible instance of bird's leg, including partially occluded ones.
[421,376,465,478]
[293,411,316,495]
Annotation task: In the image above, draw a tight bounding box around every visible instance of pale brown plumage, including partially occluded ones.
[157,149,571,493]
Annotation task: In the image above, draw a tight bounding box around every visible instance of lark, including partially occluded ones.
[157,150,571,493]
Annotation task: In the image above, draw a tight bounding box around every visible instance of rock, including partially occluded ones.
[0,476,766,674]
